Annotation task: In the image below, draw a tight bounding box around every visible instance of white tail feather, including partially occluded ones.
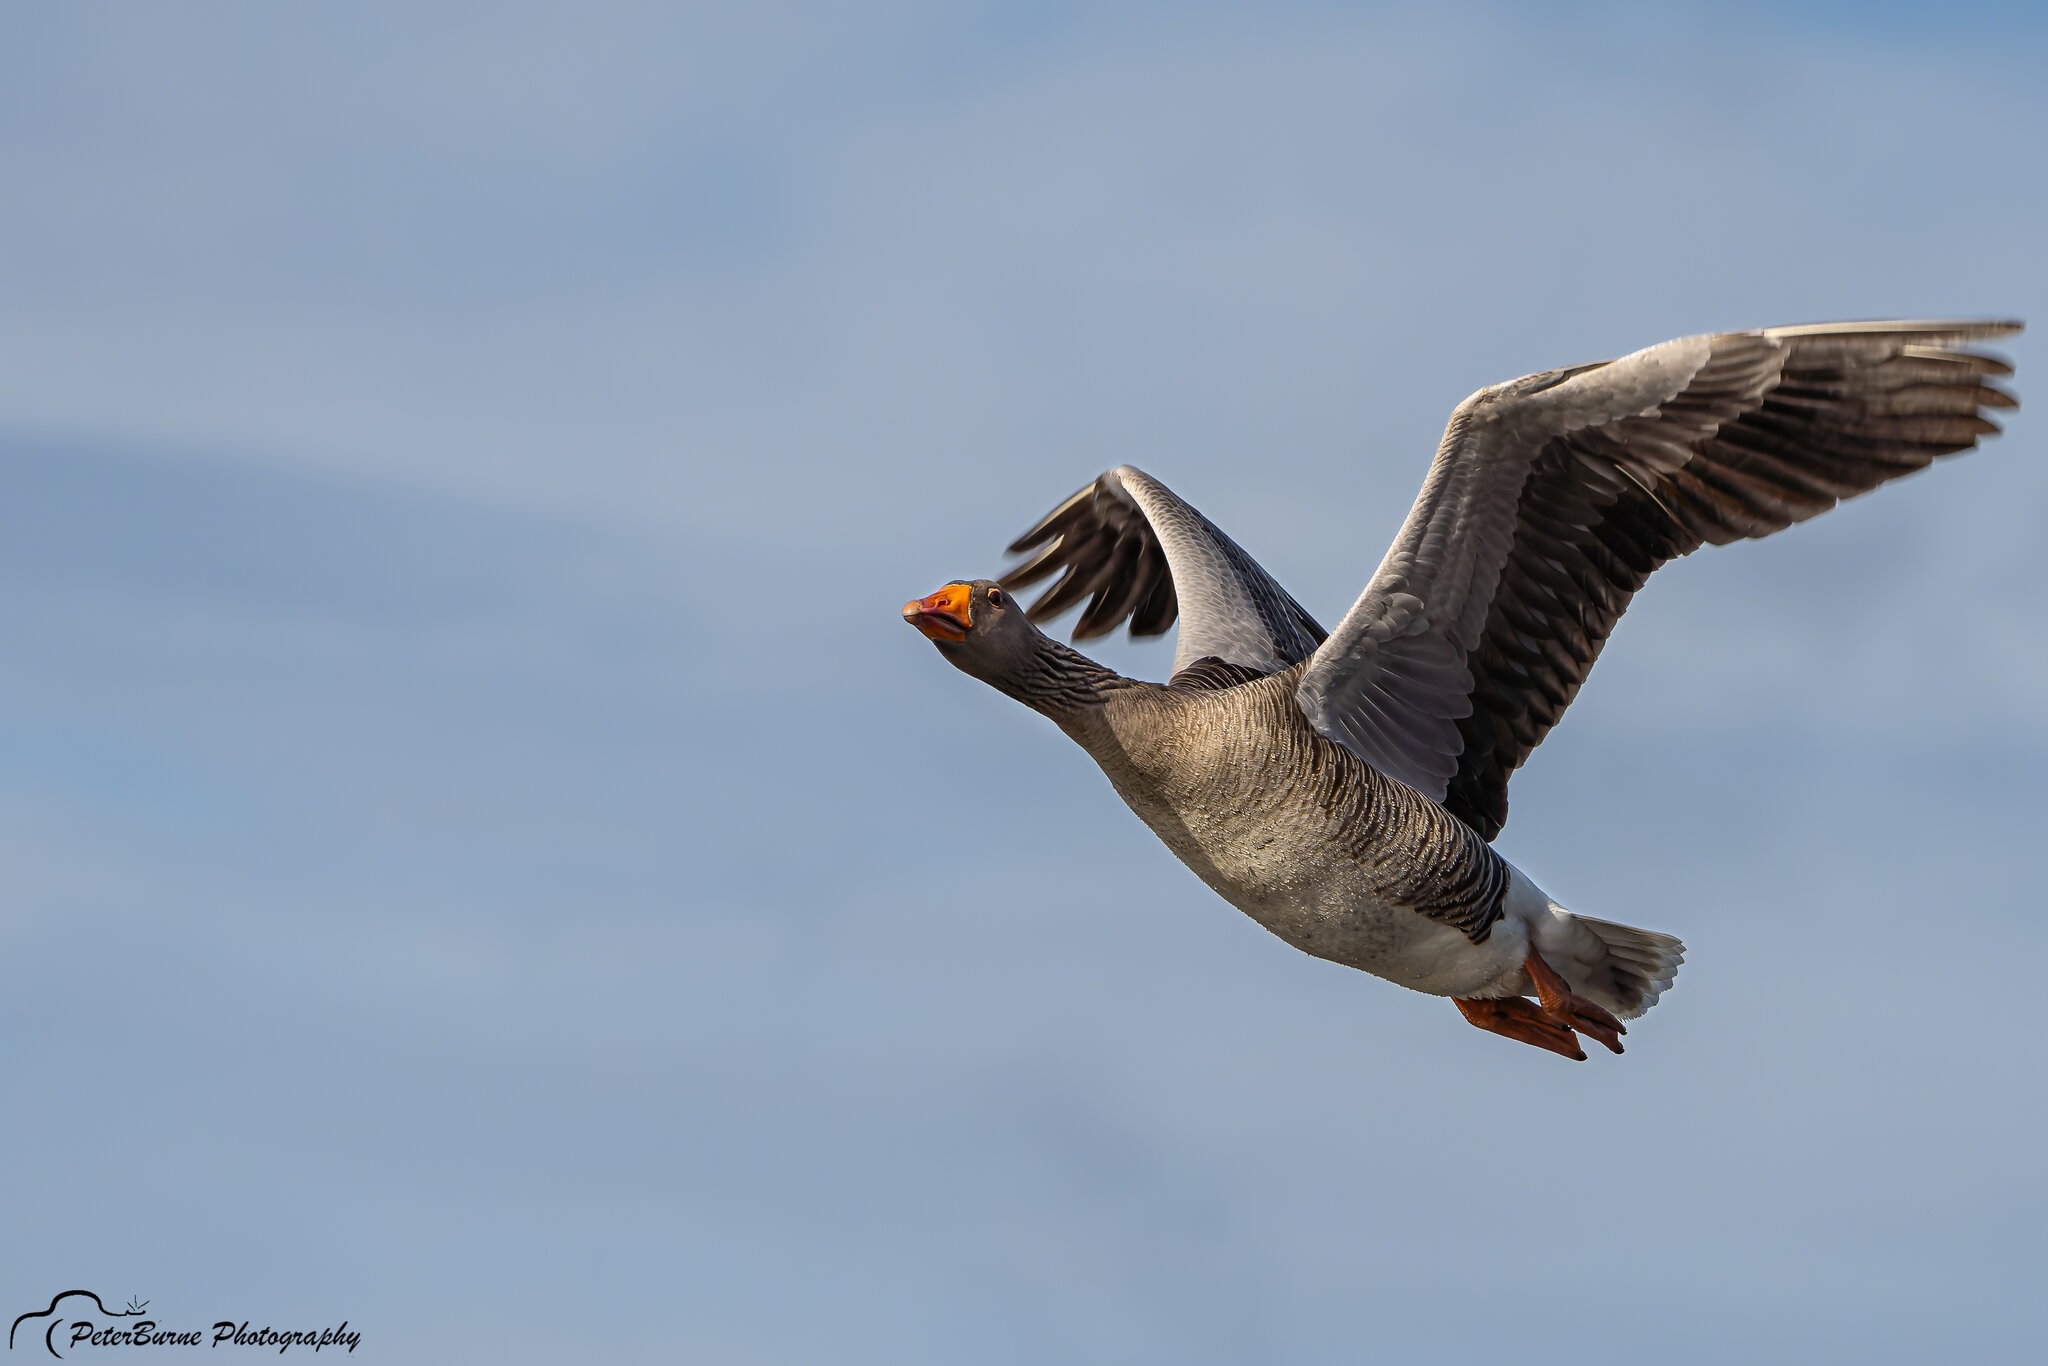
[1535,910,1685,1020]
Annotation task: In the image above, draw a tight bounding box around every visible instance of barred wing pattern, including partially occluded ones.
[1002,465,1326,682]
[1297,320,2020,840]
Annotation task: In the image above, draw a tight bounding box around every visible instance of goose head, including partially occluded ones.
[902,579,1037,679]
[904,579,1126,719]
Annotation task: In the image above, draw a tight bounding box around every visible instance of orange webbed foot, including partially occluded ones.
[1455,996,1589,1062]
[1524,948,1627,1055]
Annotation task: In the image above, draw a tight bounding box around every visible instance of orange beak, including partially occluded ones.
[903,584,972,642]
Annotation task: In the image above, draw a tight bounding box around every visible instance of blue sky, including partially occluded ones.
[3,3,2045,1362]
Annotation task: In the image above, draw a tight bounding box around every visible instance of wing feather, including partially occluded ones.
[1001,465,1325,683]
[1297,319,2021,839]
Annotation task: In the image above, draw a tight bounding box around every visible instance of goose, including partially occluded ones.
[903,320,2020,1060]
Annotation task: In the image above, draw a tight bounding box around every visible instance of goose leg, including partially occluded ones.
[1454,996,1587,1061]
[1523,948,1627,1055]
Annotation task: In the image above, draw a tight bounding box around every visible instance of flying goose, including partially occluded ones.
[904,320,2020,1060]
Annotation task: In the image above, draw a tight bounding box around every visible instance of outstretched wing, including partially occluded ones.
[1001,465,1326,684]
[1296,319,2021,839]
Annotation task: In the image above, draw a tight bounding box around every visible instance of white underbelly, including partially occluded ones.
[1138,801,1530,1000]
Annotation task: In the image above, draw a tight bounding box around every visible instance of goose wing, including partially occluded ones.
[1296,319,2021,839]
[1001,465,1326,684]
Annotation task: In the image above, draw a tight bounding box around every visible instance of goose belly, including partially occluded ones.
[1116,782,1527,1000]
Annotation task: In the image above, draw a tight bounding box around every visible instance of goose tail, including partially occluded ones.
[1530,906,1686,1021]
